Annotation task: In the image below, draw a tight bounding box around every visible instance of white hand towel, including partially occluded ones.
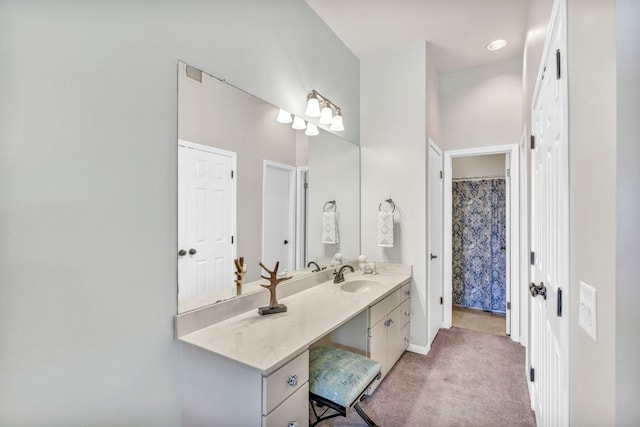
[322,211,339,244]
[377,211,394,247]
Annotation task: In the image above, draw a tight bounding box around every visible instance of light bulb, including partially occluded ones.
[276,109,292,123]
[291,116,306,130]
[305,123,319,136]
[319,105,333,125]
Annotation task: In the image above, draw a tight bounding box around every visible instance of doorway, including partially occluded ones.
[262,160,296,272]
[443,144,521,343]
[177,140,236,301]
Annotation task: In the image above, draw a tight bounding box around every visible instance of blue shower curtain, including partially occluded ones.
[452,179,506,313]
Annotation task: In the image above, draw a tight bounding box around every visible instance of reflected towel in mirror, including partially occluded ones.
[322,211,339,244]
[377,211,394,247]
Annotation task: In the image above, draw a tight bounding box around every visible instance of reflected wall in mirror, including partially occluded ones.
[177,62,360,313]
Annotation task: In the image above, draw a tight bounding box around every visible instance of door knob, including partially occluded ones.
[529,282,547,299]
[178,249,187,257]
[430,254,438,260]
[189,248,197,255]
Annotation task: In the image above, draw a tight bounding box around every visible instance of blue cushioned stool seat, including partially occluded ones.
[309,346,381,426]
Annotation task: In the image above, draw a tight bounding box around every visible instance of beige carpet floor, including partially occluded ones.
[314,327,535,426]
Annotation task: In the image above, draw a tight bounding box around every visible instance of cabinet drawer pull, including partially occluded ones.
[404,290,410,296]
[287,374,298,388]
[288,422,298,427]
[404,311,410,316]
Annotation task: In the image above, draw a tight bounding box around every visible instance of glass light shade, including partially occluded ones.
[291,116,306,130]
[305,123,319,136]
[329,113,344,131]
[276,108,293,123]
[305,97,321,117]
[319,106,333,125]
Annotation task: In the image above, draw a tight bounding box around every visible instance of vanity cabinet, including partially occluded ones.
[368,282,411,393]
[181,344,309,427]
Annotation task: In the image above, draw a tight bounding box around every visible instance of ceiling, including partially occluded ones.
[305,0,531,73]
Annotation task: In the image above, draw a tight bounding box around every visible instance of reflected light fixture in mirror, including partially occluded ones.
[276,108,293,123]
[292,115,306,130]
[305,122,319,136]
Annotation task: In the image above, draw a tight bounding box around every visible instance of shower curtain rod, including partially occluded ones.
[452,175,505,182]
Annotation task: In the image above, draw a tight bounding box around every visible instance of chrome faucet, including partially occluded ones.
[307,261,321,272]
[333,265,354,283]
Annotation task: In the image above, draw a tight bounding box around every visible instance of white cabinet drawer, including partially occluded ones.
[262,350,309,415]
[370,282,411,326]
[262,383,309,427]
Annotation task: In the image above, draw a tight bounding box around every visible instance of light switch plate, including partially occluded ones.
[578,281,597,342]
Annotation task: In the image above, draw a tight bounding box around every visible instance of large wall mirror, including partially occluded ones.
[177,61,360,314]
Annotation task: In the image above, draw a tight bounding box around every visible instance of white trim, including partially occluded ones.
[427,138,444,345]
[262,160,297,271]
[407,343,429,355]
[295,166,309,270]
[519,126,529,350]
[443,144,520,343]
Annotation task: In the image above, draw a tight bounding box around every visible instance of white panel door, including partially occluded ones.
[178,142,236,301]
[530,2,569,425]
[263,161,295,272]
[428,140,444,345]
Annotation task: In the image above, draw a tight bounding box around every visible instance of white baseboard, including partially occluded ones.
[407,343,429,355]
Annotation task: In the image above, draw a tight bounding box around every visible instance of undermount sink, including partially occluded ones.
[340,279,381,293]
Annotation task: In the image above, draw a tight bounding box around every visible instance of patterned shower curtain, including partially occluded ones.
[452,179,506,313]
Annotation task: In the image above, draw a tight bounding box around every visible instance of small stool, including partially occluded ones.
[309,346,381,427]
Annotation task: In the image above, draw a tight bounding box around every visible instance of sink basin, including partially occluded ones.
[340,280,381,293]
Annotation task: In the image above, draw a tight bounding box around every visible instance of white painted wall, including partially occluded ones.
[616,1,640,422]
[440,58,522,151]
[567,0,617,423]
[0,1,358,425]
[360,42,432,351]
[452,154,506,179]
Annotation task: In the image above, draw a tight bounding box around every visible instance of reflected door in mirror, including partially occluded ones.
[262,161,295,272]
[178,141,237,300]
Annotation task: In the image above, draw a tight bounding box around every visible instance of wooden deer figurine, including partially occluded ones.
[258,261,291,315]
[234,257,246,296]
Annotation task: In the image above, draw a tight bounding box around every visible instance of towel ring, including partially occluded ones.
[323,200,337,212]
[379,198,396,213]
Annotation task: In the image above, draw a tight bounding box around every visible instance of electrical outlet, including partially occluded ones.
[578,281,597,342]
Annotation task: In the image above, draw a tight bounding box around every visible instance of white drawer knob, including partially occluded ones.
[287,374,298,388]
[288,421,298,427]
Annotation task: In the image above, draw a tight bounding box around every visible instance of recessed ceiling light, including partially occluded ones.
[487,39,508,51]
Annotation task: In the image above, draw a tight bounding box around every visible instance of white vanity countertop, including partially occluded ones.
[179,271,411,375]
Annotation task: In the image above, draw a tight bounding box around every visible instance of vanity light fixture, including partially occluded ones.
[291,115,306,130]
[319,102,333,125]
[305,122,319,136]
[276,108,293,124]
[305,89,344,131]
[329,109,344,132]
[486,39,508,51]
[305,92,321,117]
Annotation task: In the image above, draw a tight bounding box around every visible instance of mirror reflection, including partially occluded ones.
[177,62,360,313]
